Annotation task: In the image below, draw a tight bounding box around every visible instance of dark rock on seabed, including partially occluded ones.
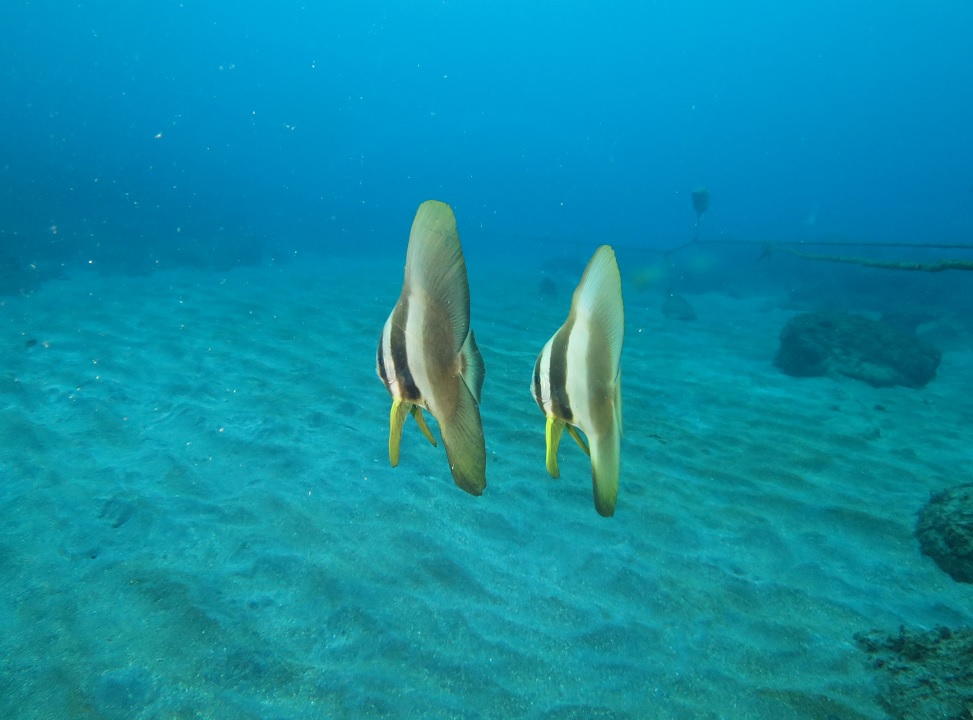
[855,625,973,720]
[661,292,697,321]
[774,311,941,388]
[916,483,973,584]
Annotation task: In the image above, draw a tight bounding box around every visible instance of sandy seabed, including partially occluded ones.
[1,250,971,719]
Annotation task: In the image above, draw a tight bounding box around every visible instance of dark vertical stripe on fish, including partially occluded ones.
[532,355,544,412]
[376,334,389,386]
[390,297,421,401]
[549,322,573,423]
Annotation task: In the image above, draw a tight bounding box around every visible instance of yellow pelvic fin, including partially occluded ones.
[567,425,590,456]
[389,399,410,467]
[410,406,438,447]
[545,416,565,479]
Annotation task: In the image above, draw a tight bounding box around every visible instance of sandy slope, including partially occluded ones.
[0,252,970,719]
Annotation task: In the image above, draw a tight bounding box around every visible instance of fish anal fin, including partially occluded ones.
[439,378,486,496]
[589,426,620,517]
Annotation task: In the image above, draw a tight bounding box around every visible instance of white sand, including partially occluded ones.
[1,251,971,719]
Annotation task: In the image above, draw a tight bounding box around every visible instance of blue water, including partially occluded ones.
[3,3,973,719]
[3,1,972,272]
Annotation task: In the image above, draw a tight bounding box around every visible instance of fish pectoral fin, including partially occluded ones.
[410,406,438,447]
[388,399,411,467]
[566,424,590,456]
[545,416,566,479]
[439,379,487,496]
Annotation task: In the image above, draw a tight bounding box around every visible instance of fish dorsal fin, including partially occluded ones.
[404,200,470,352]
[571,245,624,376]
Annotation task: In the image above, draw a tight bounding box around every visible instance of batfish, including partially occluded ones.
[376,200,486,495]
[531,245,624,516]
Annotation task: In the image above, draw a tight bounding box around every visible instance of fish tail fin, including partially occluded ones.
[460,329,485,403]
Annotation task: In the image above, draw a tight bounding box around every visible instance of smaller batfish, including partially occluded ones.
[376,200,486,495]
[531,245,624,516]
